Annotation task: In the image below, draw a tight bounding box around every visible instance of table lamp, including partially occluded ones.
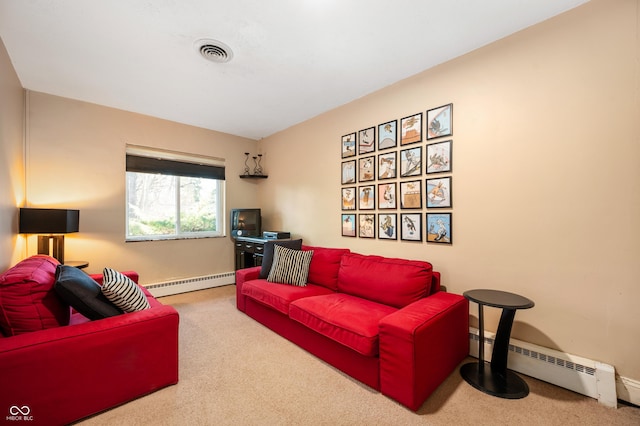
[19,208,80,264]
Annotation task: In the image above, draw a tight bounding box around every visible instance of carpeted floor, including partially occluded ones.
[79,285,640,425]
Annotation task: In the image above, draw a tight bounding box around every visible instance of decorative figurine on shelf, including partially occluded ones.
[243,152,251,175]
[254,154,263,176]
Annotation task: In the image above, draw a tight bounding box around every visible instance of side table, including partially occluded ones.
[460,289,534,399]
[64,260,89,269]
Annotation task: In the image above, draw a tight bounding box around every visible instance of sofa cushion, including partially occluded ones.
[337,253,433,308]
[267,245,313,286]
[241,279,334,315]
[101,268,150,313]
[0,255,69,336]
[302,245,350,291]
[289,293,397,356]
[259,239,303,278]
[54,265,123,320]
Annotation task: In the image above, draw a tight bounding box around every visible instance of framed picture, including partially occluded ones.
[426,213,452,244]
[400,146,422,177]
[358,185,375,210]
[426,104,453,140]
[341,160,356,184]
[341,214,356,237]
[400,113,422,145]
[426,176,452,208]
[377,182,397,209]
[378,213,397,240]
[341,187,356,210]
[358,127,375,155]
[401,213,422,242]
[358,156,375,182]
[426,140,452,174]
[341,133,356,158]
[377,151,397,180]
[378,120,397,150]
[400,180,422,209]
[358,214,376,239]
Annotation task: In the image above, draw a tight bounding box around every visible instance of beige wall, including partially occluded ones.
[0,37,25,270]
[259,0,640,381]
[23,91,259,283]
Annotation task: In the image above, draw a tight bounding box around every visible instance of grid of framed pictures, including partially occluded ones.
[341,103,453,243]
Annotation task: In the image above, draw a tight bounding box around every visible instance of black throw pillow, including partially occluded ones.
[259,239,303,279]
[54,265,123,320]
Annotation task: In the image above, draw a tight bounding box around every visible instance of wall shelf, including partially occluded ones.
[239,175,268,179]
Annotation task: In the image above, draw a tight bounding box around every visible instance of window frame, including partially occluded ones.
[125,145,226,242]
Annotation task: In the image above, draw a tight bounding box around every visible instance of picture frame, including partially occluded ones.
[426,140,452,174]
[358,214,376,239]
[400,213,422,242]
[377,151,397,180]
[341,187,356,210]
[400,180,422,209]
[426,176,452,208]
[377,182,397,209]
[341,132,356,158]
[400,146,422,177]
[378,213,397,240]
[341,214,356,237]
[358,156,375,182]
[358,185,375,210]
[426,213,452,244]
[341,160,356,184]
[426,104,453,140]
[358,127,375,155]
[400,113,422,145]
[377,120,397,150]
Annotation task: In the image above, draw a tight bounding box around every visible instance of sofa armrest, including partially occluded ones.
[0,304,179,425]
[235,266,261,312]
[378,292,469,411]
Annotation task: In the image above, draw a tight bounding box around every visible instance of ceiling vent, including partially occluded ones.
[195,39,233,63]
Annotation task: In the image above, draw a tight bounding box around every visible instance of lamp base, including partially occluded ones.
[37,235,65,264]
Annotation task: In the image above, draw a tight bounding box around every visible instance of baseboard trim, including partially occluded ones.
[617,376,640,407]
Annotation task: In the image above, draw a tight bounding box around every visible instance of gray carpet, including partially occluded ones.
[79,285,640,425]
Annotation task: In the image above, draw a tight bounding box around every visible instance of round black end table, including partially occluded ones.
[460,289,534,399]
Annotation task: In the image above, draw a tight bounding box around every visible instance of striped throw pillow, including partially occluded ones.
[267,245,314,286]
[101,268,150,312]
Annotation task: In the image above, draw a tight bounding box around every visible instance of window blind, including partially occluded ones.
[126,145,225,180]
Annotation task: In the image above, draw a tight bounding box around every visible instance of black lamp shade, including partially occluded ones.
[19,208,80,234]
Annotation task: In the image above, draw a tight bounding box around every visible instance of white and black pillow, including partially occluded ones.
[101,268,150,313]
[267,245,314,287]
[259,239,303,278]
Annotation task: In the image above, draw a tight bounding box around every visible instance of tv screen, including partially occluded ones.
[230,208,261,238]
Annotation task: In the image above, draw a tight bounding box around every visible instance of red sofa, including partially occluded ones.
[0,256,179,425]
[236,245,469,411]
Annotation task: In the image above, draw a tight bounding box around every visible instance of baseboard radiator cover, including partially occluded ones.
[468,327,618,408]
[145,272,236,297]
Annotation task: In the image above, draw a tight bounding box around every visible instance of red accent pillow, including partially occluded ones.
[0,255,69,336]
[337,253,432,308]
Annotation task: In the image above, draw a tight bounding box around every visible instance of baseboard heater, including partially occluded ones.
[468,327,619,408]
[145,271,236,298]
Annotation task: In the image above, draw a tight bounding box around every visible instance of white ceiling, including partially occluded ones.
[0,0,589,140]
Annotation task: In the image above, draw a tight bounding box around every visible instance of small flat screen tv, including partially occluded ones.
[230,208,262,238]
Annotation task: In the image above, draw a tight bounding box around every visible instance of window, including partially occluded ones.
[125,146,225,241]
